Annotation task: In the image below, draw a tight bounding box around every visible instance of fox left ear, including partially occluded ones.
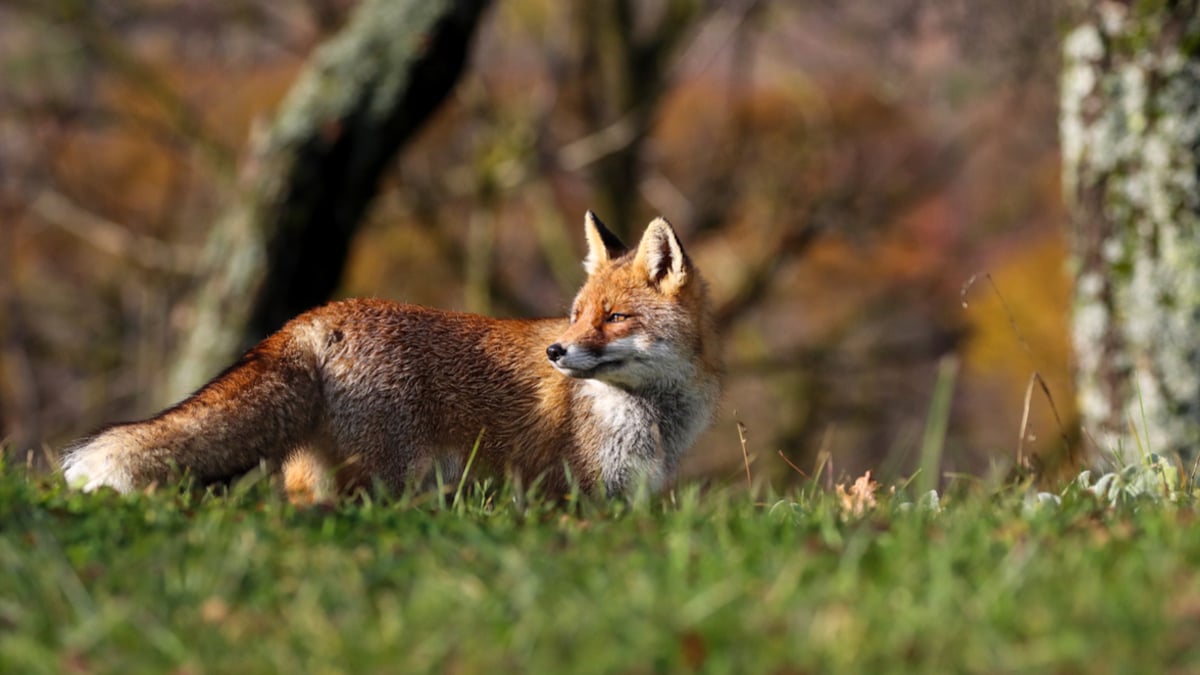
[635,217,690,293]
[583,211,628,275]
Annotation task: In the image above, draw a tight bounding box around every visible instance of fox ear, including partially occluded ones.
[634,217,690,293]
[583,210,628,274]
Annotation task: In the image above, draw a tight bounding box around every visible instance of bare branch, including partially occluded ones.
[30,191,199,274]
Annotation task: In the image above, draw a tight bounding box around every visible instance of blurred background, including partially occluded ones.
[0,0,1072,487]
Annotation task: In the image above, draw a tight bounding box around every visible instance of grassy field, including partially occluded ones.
[3,461,1200,674]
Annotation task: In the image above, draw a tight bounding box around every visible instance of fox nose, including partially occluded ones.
[546,343,567,362]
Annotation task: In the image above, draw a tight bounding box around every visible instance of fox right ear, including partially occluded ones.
[583,211,628,274]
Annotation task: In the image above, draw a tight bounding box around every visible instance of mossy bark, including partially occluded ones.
[168,0,490,399]
[1062,2,1200,463]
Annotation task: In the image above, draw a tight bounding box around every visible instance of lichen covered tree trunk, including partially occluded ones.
[1062,3,1200,463]
[168,0,489,399]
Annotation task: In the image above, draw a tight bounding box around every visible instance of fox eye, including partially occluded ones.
[606,312,630,323]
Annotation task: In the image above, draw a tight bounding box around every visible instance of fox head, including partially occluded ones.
[546,212,714,389]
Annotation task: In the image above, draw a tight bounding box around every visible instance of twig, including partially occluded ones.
[964,272,1073,462]
[736,419,753,490]
[776,450,810,480]
[30,191,198,274]
[1017,372,1037,467]
[557,0,762,173]
[814,426,835,492]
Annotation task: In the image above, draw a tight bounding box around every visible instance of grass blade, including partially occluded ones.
[917,354,959,496]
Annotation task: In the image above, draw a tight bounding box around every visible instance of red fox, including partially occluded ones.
[62,213,721,499]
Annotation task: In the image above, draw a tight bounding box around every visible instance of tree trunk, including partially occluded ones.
[168,0,490,399]
[1063,3,1200,464]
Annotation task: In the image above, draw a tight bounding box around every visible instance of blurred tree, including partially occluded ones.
[167,0,490,398]
[1062,2,1200,464]
[570,0,705,237]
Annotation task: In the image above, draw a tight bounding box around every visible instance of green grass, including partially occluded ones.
[4,463,1200,674]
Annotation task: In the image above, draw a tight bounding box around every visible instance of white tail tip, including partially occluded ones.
[62,438,135,493]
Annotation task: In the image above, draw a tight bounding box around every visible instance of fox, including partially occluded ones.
[61,212,721,500]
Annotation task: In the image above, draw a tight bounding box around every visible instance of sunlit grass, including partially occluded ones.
[3,460,1200,673]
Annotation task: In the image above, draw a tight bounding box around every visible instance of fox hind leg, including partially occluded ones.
[281,448,337,504]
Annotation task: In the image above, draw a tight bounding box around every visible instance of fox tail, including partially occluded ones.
[62,325,325,492]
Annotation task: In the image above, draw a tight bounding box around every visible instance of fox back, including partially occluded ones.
[62,213,720,499]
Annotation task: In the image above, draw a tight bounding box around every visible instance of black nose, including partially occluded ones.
[546,343,566,362]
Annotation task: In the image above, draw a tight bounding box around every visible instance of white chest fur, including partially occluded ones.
[580,378,714,493]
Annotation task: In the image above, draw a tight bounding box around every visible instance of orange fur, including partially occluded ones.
[62,213,721,499]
